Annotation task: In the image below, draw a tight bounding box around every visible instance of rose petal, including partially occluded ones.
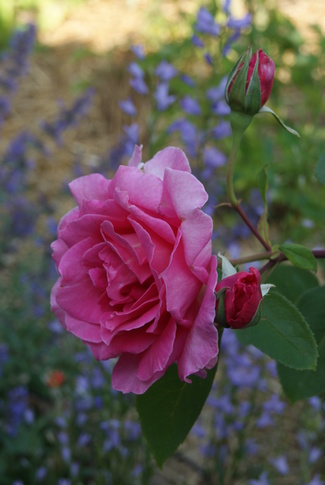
[144,146,191,179]
[69,173,111,205]
[177,255,218,381]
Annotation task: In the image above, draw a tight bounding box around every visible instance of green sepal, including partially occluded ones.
[214,287,229,328]
[258,105,300,138]
[245,52,261,115]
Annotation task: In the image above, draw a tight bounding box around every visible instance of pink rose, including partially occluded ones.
[51,146,218,394]
[215,267,262,329]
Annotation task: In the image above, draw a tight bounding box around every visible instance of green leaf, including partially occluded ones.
[136,363,217,467]
[277,285,325,401]
[279,243,317,272]
[266,265,319,304]
[315,152,325,185]
[236,291,318,370]
[259,105,301,138]
[277,336,325,401]
[297,286,325,343]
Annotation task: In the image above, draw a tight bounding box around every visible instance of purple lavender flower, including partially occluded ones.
[0,24,36,126]
[203,147,227,168]
[204,52,214,66]
[227,13,252,29]
[168,118,199,157]
[128,62,144,78]
[269,455,289,475]
[41,88,94,145]
[211,121,232,139]
[223,0,231,15]
[211,99,231,116]
[119,98,137,116]
[191,34,204,48]
[195,7,220,36]
[155,60,178,81]
[308,474,325,485]
[180,74,196,87]
[248,471,270,485]
[130,45,145,59]
[180,95,201,115]
[123,123,139,145]
[129,77,148,94]
[36,467,47,481]
[206,77,228,102]
[222,30,241,57]
[154,83,176,111]
[309,447,322,464]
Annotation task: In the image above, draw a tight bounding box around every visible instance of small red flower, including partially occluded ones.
[46,370,65,388]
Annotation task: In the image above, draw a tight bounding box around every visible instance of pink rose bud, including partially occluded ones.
[215,267,263,329]
[226,47,275,115]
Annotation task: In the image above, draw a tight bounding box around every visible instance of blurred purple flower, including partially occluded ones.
[211,121,232,139]
[168,118,199,157]
[125,421,141,441]
[123,123,139,144]
[191,34,204,48]
[128,62,144,78]
[129,77,148,94]
[263,394,286,415]
[132,464,143,477]
[155,83,176,111]
[119,98,137,116]
[41,88,94,145]
[204,52,214,66]
[155,60,178,81]
[211,99,231,116]
[130,45,145,59]
[248,472,270,485]
[222,30,241,57]
[203,146,227,168]
[308,475,325,485]
[308,396,322,411]
[269,455,289,475]
[309,447,322,464]
[78,433,91,447]
[256,412,274,428]
[195,7,220,36]
[180,74,196,87]
[206,77,228,102]
[223,0,231,15]
[227,13,252,29]
[180,96,201,115]
[192,423,206,438]
[36,467,47,481]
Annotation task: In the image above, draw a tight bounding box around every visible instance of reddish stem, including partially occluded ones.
[234,203,272,251]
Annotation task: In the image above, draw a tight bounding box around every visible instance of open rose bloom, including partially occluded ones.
[51,146,218,394]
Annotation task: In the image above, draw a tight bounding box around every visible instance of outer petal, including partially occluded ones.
[128,144,143,167]
[144,147,191,179]
[163,168,208,218]
[69,173,110,205]
[177,255,219,381]
[112,353,166,394]
[110,165,163,212]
